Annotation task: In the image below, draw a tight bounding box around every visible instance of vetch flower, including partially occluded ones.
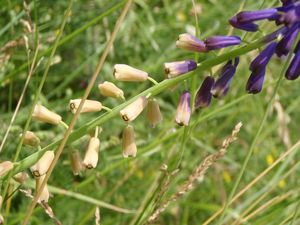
[286,45,300,79]
[276,24,299,56]
[195,76,215,109]
[120,96,148,122]
[83,136,100,169]
[30,150,55,177]
[122,124,137,157]
[0,161,13,177]
[229,16,259,32]
[70,150,83,175]
[69,99,102,114]
[36,174,50,203]
[250,42,277,72]
[147,99,163,128]
[98,81,125,99]
[236,8,279,23]
[205,36,241,50]
[114,64,148,82]
[211,58,239,98]
[22,131,40,147]
[246,68,266,94]
[164,60,197,78]
[176,33,207,52]
[32,104,62,125]
[175,91,191,126]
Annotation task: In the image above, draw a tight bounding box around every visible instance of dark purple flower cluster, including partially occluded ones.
[230,0,300,93]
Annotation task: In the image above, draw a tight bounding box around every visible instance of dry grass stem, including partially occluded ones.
[146,122,243,224]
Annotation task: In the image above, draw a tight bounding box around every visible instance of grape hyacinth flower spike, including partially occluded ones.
[211,57,240,98]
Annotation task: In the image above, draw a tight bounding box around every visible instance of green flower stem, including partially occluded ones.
[102,106,113,112]
[147,76,159,85]
[4,36,268,178]
[216,33,300,225]
[60,121,69,130]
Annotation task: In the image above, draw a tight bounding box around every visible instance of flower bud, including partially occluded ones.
[175,91,191,126]
[164,60,197,78]
[31,151,55,177]
[122,125,137,158]
[98,81,125,99]
[147,99,163,128]
[176,33,207,52]
[32,104,62,125]
[114,64,148,82]
[83,137,100,169]
[205,36,241,50]
[246,68,266,94]
[13,172,29,184]
[120,97,148,122]
[195,76,215,109]
[70,150,83,175]
[36,174,50,203]
[22,131,40,147]
[69,99,102,114]
[0,161,13,177]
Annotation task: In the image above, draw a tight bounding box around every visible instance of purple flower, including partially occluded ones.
[286,46,300,79]
[211,58,239,98]
[176,33,207,52]
[229,16,258,32]
[250,42,277,72]
[236,8,279,23]
[205,36,241,50]
[279,4,300,27]
[276,24,300,56]
[281,0,298,6]
[164,60,197,78]
[195,76,215,109]
[246,68,266,94]
[175,91,191,126]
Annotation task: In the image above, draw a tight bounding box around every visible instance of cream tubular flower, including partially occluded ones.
[114,64,148,82]
[83,137,100,169]
[32,104,62,125]
[120,97,147,122]
[98,81,125,99]
[69,99,102,114]
[31,150,55,177]
[147,99,163,128]
[36,174,50,203]
[23,131,40,147]
[122,125,137,158]
[70,150,83,175]
[0,161,13,177]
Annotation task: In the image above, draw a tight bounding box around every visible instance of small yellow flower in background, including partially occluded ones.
[147,99,163,128]
[31,150,55,177]
[32,104,62,125]
[176,11,186,22]
[120,97,148,122]
[98,81,125,99]
[23,131,40,147]
[122,124,137,158]
[114,64,148,82]
[83,136,100,169]
[266,154,274,166]
[0,161,14,177]
[278,179,286,189]
[36,174,50,203]
[69,99,102,114]
[223,170,232,184]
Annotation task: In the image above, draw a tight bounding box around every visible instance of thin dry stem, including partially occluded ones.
[146,122,243,224]
[95,207,100,225]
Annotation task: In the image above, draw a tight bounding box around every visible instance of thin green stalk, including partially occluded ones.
[5,35,270,178]
[216,34,300,225]
[290,199,300,225]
